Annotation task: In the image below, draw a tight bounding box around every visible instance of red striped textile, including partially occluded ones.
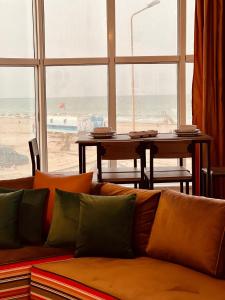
[0,255,73,300]
[31,267,118,300]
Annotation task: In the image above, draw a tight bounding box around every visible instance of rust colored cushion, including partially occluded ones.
[147,189,225,277]
[0,177,34,189]
[33,171,93,232]
[97,183,161,255]
[0,246,73,266]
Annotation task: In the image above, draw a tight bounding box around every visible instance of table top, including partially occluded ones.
[76,133,212,144]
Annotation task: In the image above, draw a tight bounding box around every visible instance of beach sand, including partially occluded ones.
[0,116,180,180]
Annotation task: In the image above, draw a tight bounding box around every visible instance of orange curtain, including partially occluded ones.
[192,0,225,167]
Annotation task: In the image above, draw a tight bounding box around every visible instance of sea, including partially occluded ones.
[0,95,192,126]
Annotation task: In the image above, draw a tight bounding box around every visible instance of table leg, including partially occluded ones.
[149,143,154,190]
[207,141,211,197]
[97,143,102,182]
[82,146,86,173]
[200,143,203,195]
[78,144,87,174]
[192,142,196,195]
[79,144,83,174]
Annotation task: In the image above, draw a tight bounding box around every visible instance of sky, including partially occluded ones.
[0,0,195,98]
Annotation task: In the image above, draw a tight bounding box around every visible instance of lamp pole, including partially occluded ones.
[130,0,160,130]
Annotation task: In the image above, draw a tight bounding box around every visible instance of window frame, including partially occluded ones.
[0,0,194,172]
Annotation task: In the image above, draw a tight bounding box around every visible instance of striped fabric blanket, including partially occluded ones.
[0,255,73,300]
[31,267,117,300]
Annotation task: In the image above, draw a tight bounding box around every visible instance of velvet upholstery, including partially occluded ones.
[33,257,225,300]
[96,182,161,255]
[147,189,225,277]
[0,246,73,266]
[1,177,225,300]
[76,193,136,258]
[0,190,23,248]
[0,176,34,189]
[46,189,80,248]
[0,187,49,244]
[33,171,93,232]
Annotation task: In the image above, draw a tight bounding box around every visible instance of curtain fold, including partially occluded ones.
[192,0,225,167]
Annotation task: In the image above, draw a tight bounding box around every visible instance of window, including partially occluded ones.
[0,0,195,178]
[46,66,108,172]
[0,0,34,58]
[116,0,177,56]
[186,63,194,124]
[44,0,107,58]
[187,0,195,54]
[116,64,177,133]
[0,67,35,178]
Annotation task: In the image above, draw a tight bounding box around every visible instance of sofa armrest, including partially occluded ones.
[0,176,34,189]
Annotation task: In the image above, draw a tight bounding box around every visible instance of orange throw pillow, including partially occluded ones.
[33,171,93,232]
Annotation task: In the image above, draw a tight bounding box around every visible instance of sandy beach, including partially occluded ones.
[0,116,179,180]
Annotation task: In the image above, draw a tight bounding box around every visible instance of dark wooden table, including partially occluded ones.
[76,133,212,196]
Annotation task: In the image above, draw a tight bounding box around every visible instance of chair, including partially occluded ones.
[145,140,193,193]
[28,138,78,177]
[201,167,225,198]
[28,138,40,176]
[96,141,147,188]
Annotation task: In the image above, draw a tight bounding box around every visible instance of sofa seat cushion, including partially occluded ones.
[0,246,73,300]
[31,257,225,300]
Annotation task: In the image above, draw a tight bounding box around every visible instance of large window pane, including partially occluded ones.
[0,0,34,58]
[0,68,35,179]
[187,0,195,54]
[44,0,107,58]
[116,0,177,56]
[116,64,177,134]
[46,66,108,172]
[186,63,194,124]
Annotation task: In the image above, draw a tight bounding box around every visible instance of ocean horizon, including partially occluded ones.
[0,95,192,124]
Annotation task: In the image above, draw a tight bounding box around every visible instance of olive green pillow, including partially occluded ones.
[19,189,49,244]
[76,193,136,258]
[0,187,49,244]
[0,190,23,248]
[46,189,80,248]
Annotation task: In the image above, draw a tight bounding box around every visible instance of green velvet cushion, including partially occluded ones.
[46,189,80,248]
[0,190,23,248]
[76,193,136,258]
[19,189,49,244]
[0,187,49,244]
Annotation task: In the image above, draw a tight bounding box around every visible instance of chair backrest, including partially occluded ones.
[151,140,193,159]
[28,138,40,176]
[96,141,145,182]
[98,141,143,160]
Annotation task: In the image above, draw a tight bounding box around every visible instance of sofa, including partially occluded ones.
[1,175,225,300]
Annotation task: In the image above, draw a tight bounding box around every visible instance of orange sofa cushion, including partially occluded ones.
[147,189,225,277]
[33,171,93,232]
[97,183,161,255]
[0,176,34,189]
[32,257,225,300]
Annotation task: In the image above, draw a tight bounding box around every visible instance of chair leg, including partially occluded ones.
[145,176,149,189]
[201,170,206,196]
[186,182,189,194]
[134,183,137,188]
[180,182,184,193]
